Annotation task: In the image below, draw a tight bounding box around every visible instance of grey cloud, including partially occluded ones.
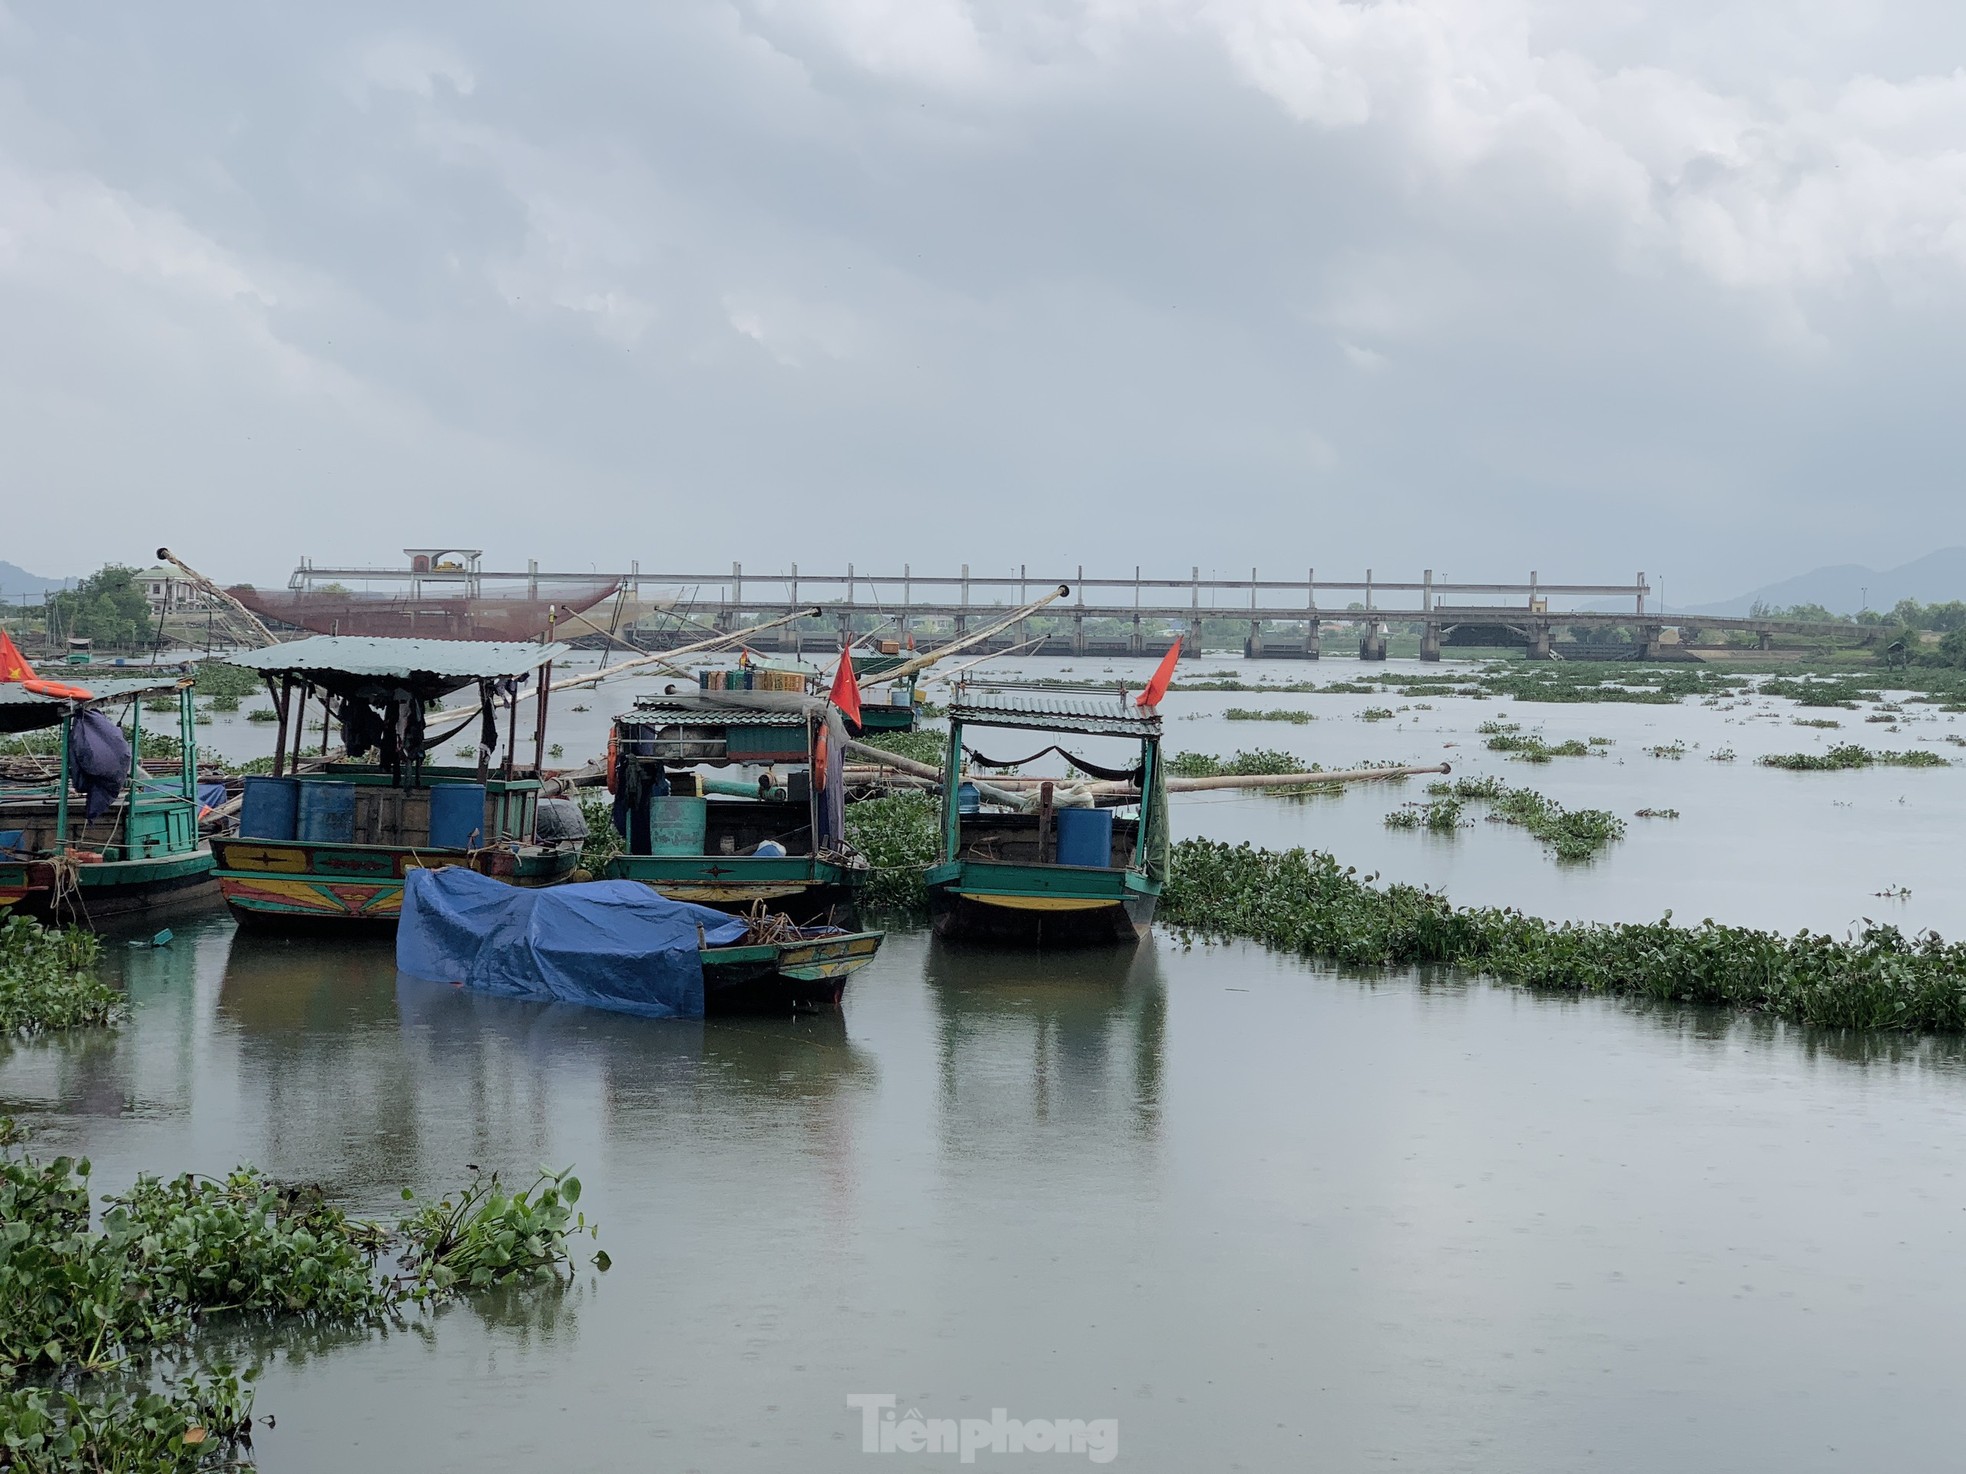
[4,0,1964,602]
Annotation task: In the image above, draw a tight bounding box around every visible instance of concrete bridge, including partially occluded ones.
[286,559,1879,661]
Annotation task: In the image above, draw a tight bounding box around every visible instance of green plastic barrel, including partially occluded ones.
[647,796,708,856]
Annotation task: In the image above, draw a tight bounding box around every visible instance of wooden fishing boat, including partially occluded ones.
[700,926,885,1013]
[925,681,1168,946]
[0,675,220,924]
[210,635,580,928]
[600,692,867,926]
[851,652,922,733]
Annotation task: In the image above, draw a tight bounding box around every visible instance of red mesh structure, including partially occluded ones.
[230,581,620,642]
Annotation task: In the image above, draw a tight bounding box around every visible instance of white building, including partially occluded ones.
[137,566,208,615]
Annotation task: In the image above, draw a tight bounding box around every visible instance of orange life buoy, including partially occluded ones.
[21,678,94,700]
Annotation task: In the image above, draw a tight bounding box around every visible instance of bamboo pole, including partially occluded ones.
[857,585,1071,687]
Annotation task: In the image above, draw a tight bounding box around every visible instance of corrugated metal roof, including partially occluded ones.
[948,690,1161,738]
[0,676,192,733]
[223,636,569,680]
[621,705,809,728]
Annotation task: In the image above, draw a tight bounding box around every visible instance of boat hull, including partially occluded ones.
[0,849,220,926]
[701,930,884,1014]
[213,837,580,929]
[925,860,1157,947]
[602,854,863,927]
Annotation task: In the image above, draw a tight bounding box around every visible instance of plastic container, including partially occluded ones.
[1054,805,1115,868]
[889,688,911,707]
[295,781,356,844]
[648,796,708,856]
[430,783,488,850]
[239,776,299,841]
[957,783,981,814]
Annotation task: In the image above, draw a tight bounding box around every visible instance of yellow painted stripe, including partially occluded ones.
[958,893,1114,913]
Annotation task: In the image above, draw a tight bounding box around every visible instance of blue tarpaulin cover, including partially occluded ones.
[396,867,749,1020]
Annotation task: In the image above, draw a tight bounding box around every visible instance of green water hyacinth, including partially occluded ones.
[844,793,939,912]
[1161,840,1966,1034]
[0,920,120,1036]
[398,1167,594,1299]
[1759,745,1949,771]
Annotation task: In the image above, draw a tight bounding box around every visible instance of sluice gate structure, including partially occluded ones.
[282,558,1879,661]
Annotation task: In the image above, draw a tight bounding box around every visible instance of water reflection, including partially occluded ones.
[924,938,1167,1147]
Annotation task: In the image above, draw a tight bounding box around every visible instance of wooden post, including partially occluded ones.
[504,680,520,781]
[290,682,308,770]
[532,662,552,777]
[475,682,491,782]
[271,676,291,779]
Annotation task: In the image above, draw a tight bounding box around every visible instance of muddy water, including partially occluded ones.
[8,653,1966,1468]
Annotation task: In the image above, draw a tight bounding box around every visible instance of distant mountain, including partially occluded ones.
[1682,548,1966,618]
[0,561,71,599]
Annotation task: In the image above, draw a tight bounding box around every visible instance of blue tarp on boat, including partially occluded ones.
[396,867,749,1020]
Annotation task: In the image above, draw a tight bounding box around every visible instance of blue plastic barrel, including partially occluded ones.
[648,796,708,855]
[957,783,980,814]
[239,776,299,841]
[430,783,487,850]
[1054,805,1115,868]
[295,781,356,844]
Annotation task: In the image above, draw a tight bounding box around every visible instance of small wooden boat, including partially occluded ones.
[700,926,885,1014]
[925,680,1168,946]
[600,692,867,926]
[0,674,219,924]
[210,635,581,929]
[851,652,922,733]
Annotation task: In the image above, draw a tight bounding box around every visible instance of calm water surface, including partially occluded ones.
[10,654,1966,1469]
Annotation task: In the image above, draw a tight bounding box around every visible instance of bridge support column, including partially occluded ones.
[1637,624,1665,660]
[1182,620,1203,657]
[1419,622,1441,662]
[1302,620,1321,659]
[1359,627,1388,661]
[836,611,853,653]
[1129,615,1143,655]
[1072,613,1086,656]
[1527,625,1553,660]
[1757,630,1772,652]
[1245,622,1265,659]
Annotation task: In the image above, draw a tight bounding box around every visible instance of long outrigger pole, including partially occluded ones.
[856,585,1072,688]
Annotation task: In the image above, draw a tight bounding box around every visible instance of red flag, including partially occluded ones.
[0,629,33,683]
[829,644,863,729]
[1136,639,1181,708]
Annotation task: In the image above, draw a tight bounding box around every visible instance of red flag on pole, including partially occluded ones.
[0,629,34,683]
[829,644,863,729]
[1136,639,1180,708]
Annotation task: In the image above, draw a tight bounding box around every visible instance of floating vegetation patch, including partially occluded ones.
[1645,742,1688,759]
[1168,749,1315,779]
[1385,798,1464,832]
[192,662,261,701]
[853,727,949,768]
[1422,778,1624,860]
[1224,708,1315,724]
[1484,731,1593,762]
[844,792,939,912]
[1758,745,1950,771]
[1161,841,1966,1034]
[1635,807,1681,819]
[1793,718,1842,729]
[0,1117,601,1462]
[1710,748,1737,762]
[0,918,120,1036]
[1357,707,1395,721]
[576,791,624,876]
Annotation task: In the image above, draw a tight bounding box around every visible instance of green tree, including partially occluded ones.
[48,565,153,647]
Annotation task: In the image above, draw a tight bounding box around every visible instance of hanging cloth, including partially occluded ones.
[69,709,131,820]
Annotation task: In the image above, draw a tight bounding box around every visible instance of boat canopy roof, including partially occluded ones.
[0,676,193,735]
[224,636,570,700]
[948,680,1161,740]
[619,690,818,729]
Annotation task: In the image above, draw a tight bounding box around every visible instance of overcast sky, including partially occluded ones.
[5,0,1965,602]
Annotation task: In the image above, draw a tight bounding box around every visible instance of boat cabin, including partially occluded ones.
[927,680,1168,945]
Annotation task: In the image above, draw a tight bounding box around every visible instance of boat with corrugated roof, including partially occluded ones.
[208,635,580,928]
[0,672,219,923]
[599,688,868,926]
[924,679,1168,945]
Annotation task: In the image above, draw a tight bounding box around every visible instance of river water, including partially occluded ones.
[10,654,1966,1470]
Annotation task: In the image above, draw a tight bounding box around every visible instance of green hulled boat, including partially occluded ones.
[0,674,219,925]
[210,635,580,928]
[925,680,1168,947]
[601,691,867,926]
